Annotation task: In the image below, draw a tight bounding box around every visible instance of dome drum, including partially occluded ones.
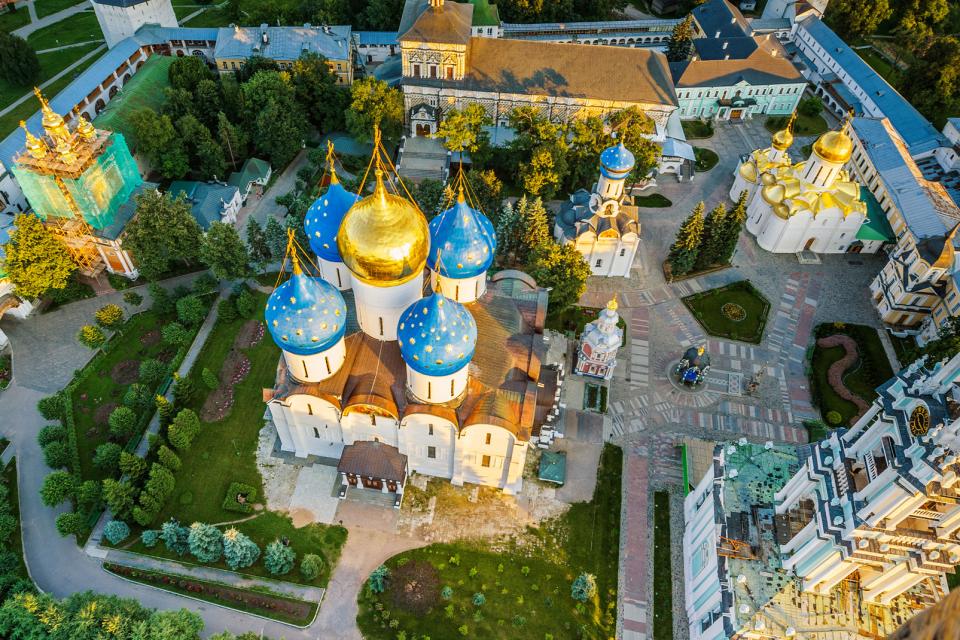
[282,336,347,384]
[352,276,423,341]
[431,271,487,304]
[406,364,469,404]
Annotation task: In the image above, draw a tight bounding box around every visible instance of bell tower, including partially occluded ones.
[92,0,178,49]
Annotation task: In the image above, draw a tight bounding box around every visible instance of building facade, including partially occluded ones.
[92,0,177,49]
[213,25,353,84]
[574,297,623,380]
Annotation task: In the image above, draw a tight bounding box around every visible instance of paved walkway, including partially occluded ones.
[237,149,309,237]
[12,0,91,38]
[0,43,106,119]
[35,39,103,53]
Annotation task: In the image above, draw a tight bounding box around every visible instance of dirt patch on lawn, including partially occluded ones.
[220,350,251,385]
[235,320,265,349]
[157,349,175,364]
[200,386,234,422]
[94,402,118,426]
[110,360,140,385]
[139,330,160,347]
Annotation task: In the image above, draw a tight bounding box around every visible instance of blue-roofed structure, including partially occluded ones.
[168,181,242,230]
[304,177,359,263]
[397,293,477,376]
[426,193,496,279]
[355,31,398,46]
[600,142,635,180]
[266,267,348,355]
[691,0,752,39]
[214,24,351,65]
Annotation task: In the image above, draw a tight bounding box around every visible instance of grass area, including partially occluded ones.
[0,43,99,113]
[94,55,174,151]
[634,193,672,207]
[888,332,917,367]
[652,491,672,640]
[809,323,894,427]
[4,461,28,581]
[172,3,202,20]
[0,46,101,140]
[104,563,318,625]
[0,6,30,32]
[694,147,719,172]
[254,271,285,287]
[855,47,901,86]
[462,0,499,26]
[26,8,102,50]
[545,304,626,340]
[948,571,960,591]
[35,0,84,19]
[682,281,770,344]
[681,120,714,139]
[358,444,623,639]
[182,6,231,27]
[765,112,829,137]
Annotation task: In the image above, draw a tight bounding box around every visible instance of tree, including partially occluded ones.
[157,445,182,472]
[466,169,503,219]
[160,520,191,556]
[168,409,201,451]
[245,217,271,266]
[435,103,492,156]
[798,96,824,118]
[235,288,256,317]
[93,443,123,473]
[411,178,449,219]
[825,0,893,38]
[565,116,608,192]
[291,51,349,131]
[123,290,144,306]
[119,451,148,481]
[129,109,190,179]
[201,367,219,390]
[193,79,224,129]
[40,471,77,507]
[103,520,131,545]
[472,592,486,607]
[139,358,168,388]
[346,77,405,142]
[55,512,84,537]
[235,55,279,83]
[242,70,308,166]
[188,522,223,563]
[200,221,250,280]
[0,32,39,85]
[898,0,949,52]
[300,553,324,581]
[77,325,106,349]
[176,294,207,326]
[124,190,202,280]
[102,479,137,520]
[37,393,66,421]
[217,111,249,170]
[108,406,137,439]
[264,539,295,575]
[95,304,124,329]
[666,15,694,62]
[168,55,214,93]
[695,203,728,270]
[264,216,287,259]
[902,36,960,122]
[177,114,227,180]
[922,317,960,362]
[223,528,260,570]
[668,202,705,277]
[528,243,591,314]
[520,142,567,198]
[142,529,160,547]
[495,201,521,265]
[515,196,550,256]
[721,190,748,261]
[571,572,597,602]
[161,322,191,347]
[148,282,174,314]
[360,0,405,29]
[368,564,389,593]
[42,441,69,469]
[76,479,102,511]
[37,424,66,447]
[2,213,76,299]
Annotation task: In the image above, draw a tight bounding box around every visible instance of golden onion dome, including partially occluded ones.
[760,171,777,186]
[738,161,758,183]
[813,129,853,164]
[771,127,794,151]
[337,169,429,287]
[761,183,786,205]
[773,203,790,219]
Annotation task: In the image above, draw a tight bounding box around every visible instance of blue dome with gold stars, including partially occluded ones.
[398,292,477,376]
[426,192,497,279]
[600,142,635,180]
[304,176,359,263]
[265,266,347,356]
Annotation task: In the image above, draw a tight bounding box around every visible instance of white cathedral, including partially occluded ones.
[732,117,879,255]
[263,147,561,497]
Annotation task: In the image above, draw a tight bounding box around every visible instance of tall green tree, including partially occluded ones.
[467,169,504,219]
[435,103,493,157]
[565,116,608,193]
[345,76,405,142]
[666,15,694,62]
[123,190,203,280]
[200,221,250,280]
[516,196,551,256]
[168,55,214,93]
[825,0,893,38]
[898,0,950,52]
[902,36,960,122]
[242,70,308,167]
[520,143,567,198]
[668,202,705,277]
[193,79,224,129]
[130,109,190,179]
[495,201,520,265]
[528,242,591,314]
[360,0,405,30]
[217,111,249,170]
[264,216,288,258]
[291,51,349,132]
[177,114,227,180]
[0,32,39,85]
[245,217,272,266]
[721,190,748,261]
[1,214,76,299]
[695,203,728,270]
[235,55,279,83]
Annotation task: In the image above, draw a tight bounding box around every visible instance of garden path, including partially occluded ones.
[0,43,106,119]
[12,0,91,38]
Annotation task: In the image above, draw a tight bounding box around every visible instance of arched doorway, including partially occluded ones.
[108,85,119,98]
[94,98,106,114]
[176,50,184,57]
[122,74,131,85]
[416,123,431,136]
[803,237,816,251]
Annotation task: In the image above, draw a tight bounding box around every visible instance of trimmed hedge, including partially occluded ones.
[222,482,257,514]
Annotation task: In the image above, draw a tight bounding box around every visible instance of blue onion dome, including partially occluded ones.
[265,256,348,355]
[304,171,360,263]
[426,190,497,279]
[398,292,478,376]
[600,141,636,180]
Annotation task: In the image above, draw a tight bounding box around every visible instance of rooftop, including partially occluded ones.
[92,55,173,151]
[673,36,803,88]
[398,0,473,44]
[214,24,352,61]
[168,181,240,230]
[692,0,753,39]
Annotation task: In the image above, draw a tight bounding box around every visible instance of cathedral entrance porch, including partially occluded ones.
[337,441,407,509]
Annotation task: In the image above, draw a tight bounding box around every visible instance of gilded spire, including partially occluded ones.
[326,139,339,184]
[74,109,96,142]
[20,121,46,159]
[287,229,303,275]
[34,88,70,144]
[607,295,618,312]
[457,184,465,204]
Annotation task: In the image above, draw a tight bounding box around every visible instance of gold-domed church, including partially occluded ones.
[264,135,562,500]
[733,116,887,255]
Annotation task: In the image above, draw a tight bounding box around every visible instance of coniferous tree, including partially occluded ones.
[528,242,592,314]
[265,539,296,575]
[245,217,271,266]
[264,216,287,260]
[200,221,250,281]
[668,202,705,277]
[217,111,248,170]
[494,201,520,265]
[517,196,551,256]
[188,522,223,563]
[721,190,749,262]
[222,528,260,570]
[160,520,190,556]
[666,15,694,62]
[0,33,39,85]
[695,203,728,270]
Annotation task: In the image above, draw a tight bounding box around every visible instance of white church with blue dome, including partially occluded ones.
[554,140,642,278]
[264,145,561,498]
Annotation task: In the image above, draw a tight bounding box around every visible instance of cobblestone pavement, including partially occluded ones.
[601,119,888,640]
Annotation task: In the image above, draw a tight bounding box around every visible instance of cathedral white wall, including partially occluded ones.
[755,207,867,254]
[282,336,346,383]
[93,0,178,49]
[430,271,486,303]
[353,276,422,341]
[452,425,525,493]
[399,415,457,479]
[342,411,400,448]
[575,236,637,278]
[275,394,344,457]
[406,364,469,404]
[318,258,352,291]
[729,169,757,203]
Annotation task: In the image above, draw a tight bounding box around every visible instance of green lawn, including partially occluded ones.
[682,281,770,344]
[809,323,894,427]
[765,112,828,137]
[0,6,30,32]
[35,0,85,19]
[694,147,719,172]
[182,6,232,27]
[358,444,623,639]
[653,491,672,640]
[681,120,714,139]
[27,9,102,50]
[634,193,672,207]
[94,55,174,151]
[4,460,29,581]
[461,0,499,26]
[856,47,901,86]
[0,43,99,114]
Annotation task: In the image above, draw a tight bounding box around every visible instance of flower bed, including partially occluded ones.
[682,281,770,344]
[720,302,746,322]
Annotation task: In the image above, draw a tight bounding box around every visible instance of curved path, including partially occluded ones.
[0,275,415,638]
[817,334,871,422]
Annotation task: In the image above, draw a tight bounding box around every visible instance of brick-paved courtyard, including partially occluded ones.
[589,119,891,639]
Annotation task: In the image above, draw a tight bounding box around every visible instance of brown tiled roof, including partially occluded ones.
[399,0,473,45]
[672,38,803,88]
[456,37,677,106]
[337,441,407,482]
[342,335,405,418]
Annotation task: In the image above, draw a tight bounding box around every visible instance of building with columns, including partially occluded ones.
[683,353,960,640]
[264,153,561,497]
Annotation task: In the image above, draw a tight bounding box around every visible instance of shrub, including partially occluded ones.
[103,520,131,545]
[156,445,182,471]
[118,451,148,481]
[156,395,174,425]
[161,322,191,346]
[192,273,218,294]
[144,463,176,502]
[93,443,123,473]
[139,358,168,387]
[108,406,137,439]
[222,481,257,513]
[75,480,101,511]
[369,564,389,594]
[77,325,106,349]
[132,506,154,527]
[160,521,190,556]
[265,539,296,575]
[148,283,174,314]
[95,304,124,329]
[512,615,526,627]
[458,625,468,636]
[122,291,143,306]
[176,295,207,326]
[521,565,530,576]
[141,529,160,547]
[441,586,453,600]
[472,592,486,607]
[0,515,16,544]
[102,479,136,520]
[40,471,77,507]
[826,410,842,426]
[122,383,152,413]
[300,553,324,581]
[55,512,84,537]
[235,288,256,318]
[37,393,65,421]
[571,573,597,602]
[201,367,219,390]
[168,409,200,450]
[172,377,194,406]
[223,528,260,570]
[37,424,66,447]
[217,298,238,323]
[42,441,70,469]
[188,522,224,563]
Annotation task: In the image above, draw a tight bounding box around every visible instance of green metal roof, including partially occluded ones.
[464,0,499,26]
[93,56,174,152]
[538,451,566,485]
[228,157,271,191]
[856,186,895,243]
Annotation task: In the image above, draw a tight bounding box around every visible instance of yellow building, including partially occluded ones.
[213,25,354,85]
